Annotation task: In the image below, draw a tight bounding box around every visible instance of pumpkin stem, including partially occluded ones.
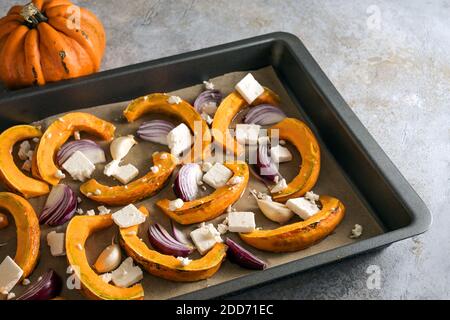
[20,2,48,28]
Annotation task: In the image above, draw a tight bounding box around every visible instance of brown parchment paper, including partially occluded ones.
[0,67,384,300]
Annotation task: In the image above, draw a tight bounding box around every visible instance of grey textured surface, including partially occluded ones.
[1,0,449,299]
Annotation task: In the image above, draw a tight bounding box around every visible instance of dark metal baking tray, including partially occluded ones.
[0,32,431,299]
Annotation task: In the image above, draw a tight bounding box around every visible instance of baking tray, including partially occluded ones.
[0,32,431,299]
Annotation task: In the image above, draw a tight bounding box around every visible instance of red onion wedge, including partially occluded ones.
[148,223,194,257]
[256,142,280,182]
[193,90,222,114]
[17,269,62,300]
[225,238,267,270]
[171,220,194,247]
[39,184,77,226]
[57,139,106,166]
[244,104,286,125]
[137,120,175,145]
[173,163,203,201]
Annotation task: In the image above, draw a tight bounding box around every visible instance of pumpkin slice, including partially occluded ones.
[270,118,321,202]
[120,207,227,282]
[157,161,249,225]
[36,112,115,186]
[212,88,280,156]
[80,152,177,206]
[0,192,40,279]
[0,125,49,198]
[240,195,345,252]
[66,213,144,300]
[123,93,211,163]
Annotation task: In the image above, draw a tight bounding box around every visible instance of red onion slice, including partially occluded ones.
[257,142,280,182]
[136,120,175,145]
[39,184,77,226]
[57,139,105,166]
[244,104,286,125]
[171,220,194,247]
[173,163,203,201]
[17,269,62,300]
[193,90,222,113]
[148,223,194,257]
[225,238,267,270]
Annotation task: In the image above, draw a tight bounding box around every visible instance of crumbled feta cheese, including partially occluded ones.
[74,131,81,140]
[150,165,159,174]
[32,137,40,143]
[271,178,288,193]
[350,224,363,239]
[18,141,31,160]
[0,256,24,293]
[217,223,229,234]
[203,163,233,189]
[201,161,213,172]
[62,151,95,182]
[113,164,139,184]
[305,191,320,203]
[21,160,31,172]
[201,112,213,125]
[227,175,244,186]
[203,80,215,90]
[7,292,15,300]
[177,256,192,267]
[46,231,65,256]
[104,160,120,177]
[54,170,66,179]
[86,209,95,216]
[235,124,261,145]
[97,206,111,215]
[66,266,74,274]
[100,273,112,283]
[77,197,82,203]
[270,145,293,163]
[169,198,184,211]
[279,139,286,145]
[167,123,192,156]
[167,95,182,104]
[226,205,233,213]
[190,224,222,255]
[94,189,102,195]
[235,73,264,104]
[111,257,143,288]
[76,208,84,215]
[286,197,320,220]
[112,204,146,228]
[22,278,30,286]
[227,212,256,233]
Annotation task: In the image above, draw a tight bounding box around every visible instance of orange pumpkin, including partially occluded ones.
[0,0,106,89]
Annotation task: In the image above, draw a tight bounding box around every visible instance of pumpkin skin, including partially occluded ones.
[0,125,49,198]
[212,88,280,156]
[269,118,321,202]
[80,152,177,206]
[120,207,227,282]
[65,213,144,300]
[0,0,106,89]
[240,196,345,252]
[0,192,40,279]
[157,161,249,225]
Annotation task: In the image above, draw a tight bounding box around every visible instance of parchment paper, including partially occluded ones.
[0,67,384,300]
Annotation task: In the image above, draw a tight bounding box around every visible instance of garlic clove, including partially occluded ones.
[110,135,137,161]
[256,198,294,224]
[93,243,122,273]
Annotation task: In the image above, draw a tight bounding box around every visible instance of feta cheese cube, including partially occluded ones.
[167,95,182,104]
[167,123,192,156]
[235,73,264,104]
[271,178,288,193]
[0,256,23,293]
[18,141,31,160]
[235,124,261,145]
[111,257,143,288]
[202,163,233,189]
[168,198,184,211]
[286,197,320,220]
[113,164,139,184]
[62,151,95,182]
[104,160,120,177]
[86,209,95,216]
[112,204,146,228]
[190,223,222,255]
[46,231,65,256]
[227,212,256,233]
[270,145,293,163]
[54,170,66,179]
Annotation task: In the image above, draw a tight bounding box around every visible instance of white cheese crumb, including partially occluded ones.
[32,137,40,143]
[66,266,74,274]
[74,131,81,140]
[7,292,15,300]
[279,139,286,145]
[94,189,102,195]
[305,191,320,203]
[350,224,363,239]
[168,95,182,104]
[86,209,95,216]
[203,80,215,90]
[150,165,159,174]
[227,175,244,186]
[217,223,229,235]
[169,198,184,211]
[271,178,288,193]
[99,273,112,283]
[54,170,66,179]
[176,256,192,267]
[97,206,110,215]
[22,278,30,286]
[76,208,84,215]
[77,197,82,203]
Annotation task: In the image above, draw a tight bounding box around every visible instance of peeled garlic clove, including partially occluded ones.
[256,199,293,224]
[93,243,122,273]
[110,135,137,161]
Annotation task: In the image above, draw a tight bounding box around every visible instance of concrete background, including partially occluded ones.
[0,0,449,299]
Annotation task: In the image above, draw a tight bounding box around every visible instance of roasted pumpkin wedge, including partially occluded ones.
[212,88,280,156]
[0,125,49,198]
[37,112,115,186]
[120,207,227,282]
[80,152,177,206]
[0,192,40,278]
[270,118,321,202]
[123,93,211,163]
[66,213,144,300]
[157,161,249,225]
[240,195,345,252]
